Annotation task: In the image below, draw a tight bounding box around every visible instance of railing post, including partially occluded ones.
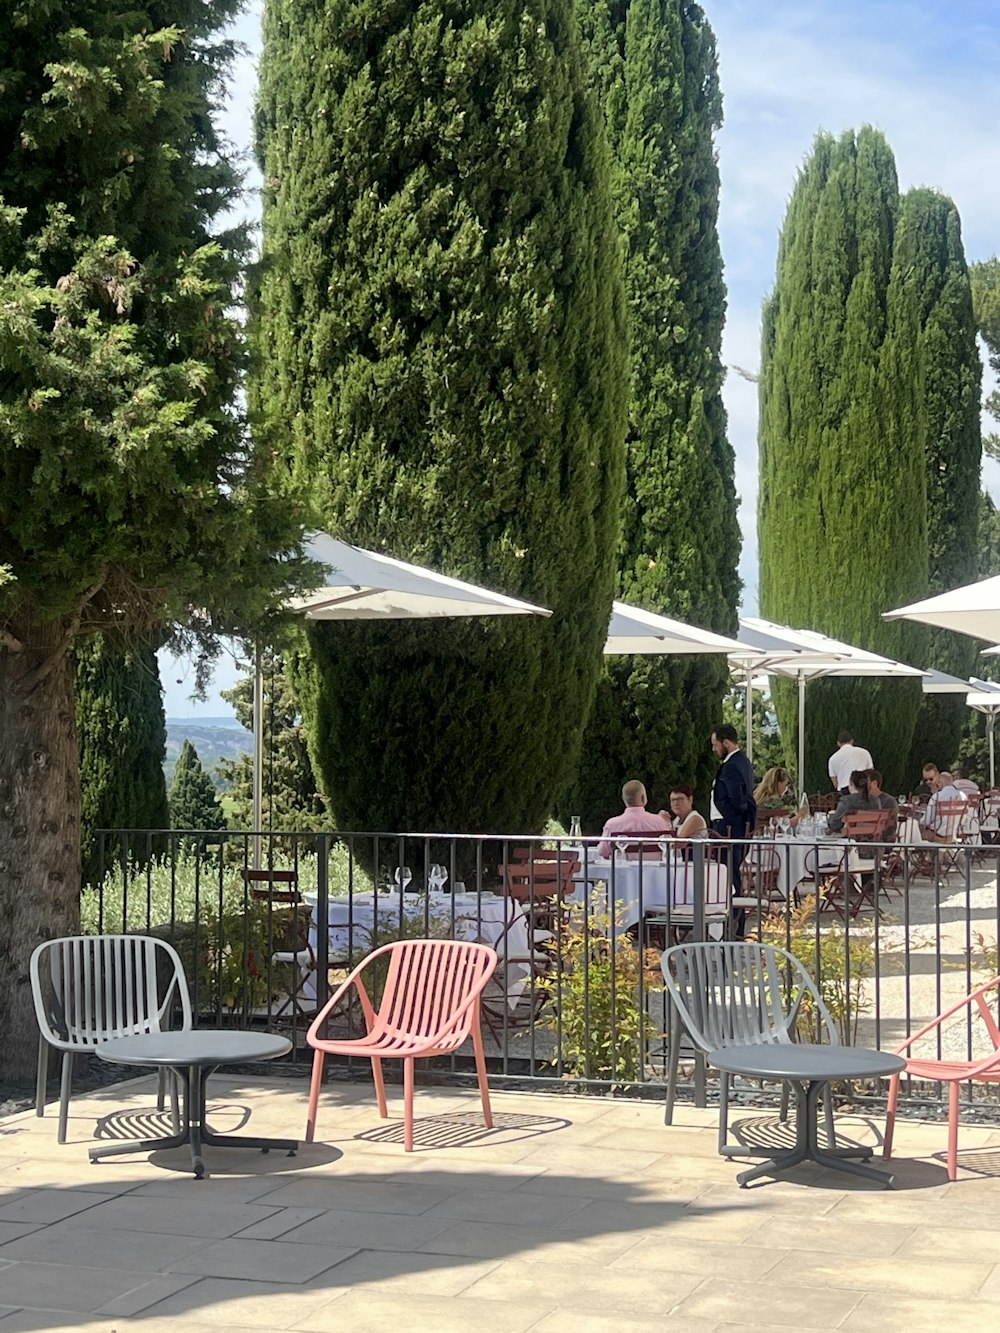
[315,833,330,1080]
[692,842,706,1108]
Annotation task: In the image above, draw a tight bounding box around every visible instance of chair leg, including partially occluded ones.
[471,1015,493,1129]
[883,1072,899,1160]
[717,1071,730,1155]
[58,1051,73,1144]
[779,1080,790,1123]
[664,998,681,1126]
[403,1057,415,1153]
[156,1066,167,1111]
[305,1050,324,1143]
[948,1081,960,1181]
[35,1036,49,1117]
[371,1056,388,1119]
[169,1071,181,1133]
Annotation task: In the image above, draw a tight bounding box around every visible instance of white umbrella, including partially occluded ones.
[733,618,924,790]
[253,533,551,849]
[604,602,752,656]
[884,576,1000,643]
[922,667,980,694]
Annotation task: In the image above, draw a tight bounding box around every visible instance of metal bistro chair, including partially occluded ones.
[31,935,192,1143]
[661,941,837,1157]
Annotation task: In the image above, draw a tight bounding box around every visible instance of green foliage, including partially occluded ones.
[74,634,169,885]
[253,0,627,835]
[900,189,981,774]
[723,687,786,784]
[568,1,738,832]
[759,898,875,1045]
[758,128,930,793]
[971,258,1000,460]
[169,740,225,832]
[218,649,332,833]
[540,891,661,1085]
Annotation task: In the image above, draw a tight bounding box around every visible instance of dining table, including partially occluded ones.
[566,845,730,937]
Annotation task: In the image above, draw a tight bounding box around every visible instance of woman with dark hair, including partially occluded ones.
[659,784,707,839]
[827,770,878,834]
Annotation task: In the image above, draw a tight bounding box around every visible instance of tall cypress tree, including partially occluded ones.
[169,740,225,832]
[253,1,627,833]
[758,128,929,793]
[75,637,169,884]
[568,0,738,829]
[900,189,981,773]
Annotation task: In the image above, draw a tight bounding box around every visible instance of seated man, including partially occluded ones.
[827,770,878,834]
[867,769,898,840]
[920,771,967,842]
[912,763,938,799]
[597,779,669,857]
[953,767,980,797]
[659,784,708,840]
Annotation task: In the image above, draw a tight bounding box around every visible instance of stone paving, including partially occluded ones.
[0,1073,997,1330]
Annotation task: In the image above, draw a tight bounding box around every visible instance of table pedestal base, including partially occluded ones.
[736,1079,894,1189]
[89,1064,297,1180]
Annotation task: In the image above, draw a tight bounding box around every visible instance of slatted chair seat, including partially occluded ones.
[305,938,498,1151]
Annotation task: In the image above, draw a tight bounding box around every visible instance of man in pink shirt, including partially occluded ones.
[597,780,669,857]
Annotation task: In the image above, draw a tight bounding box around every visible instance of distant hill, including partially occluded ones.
[164,717,252,787]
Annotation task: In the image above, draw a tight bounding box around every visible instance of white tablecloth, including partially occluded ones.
[767,836,858,897]
[301,891,529,1005]
[569,854,730,934]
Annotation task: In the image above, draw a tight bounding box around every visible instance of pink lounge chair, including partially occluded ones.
[883,974,1000,1180]
[305,938,498,1151]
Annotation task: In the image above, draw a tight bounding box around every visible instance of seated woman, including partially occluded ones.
[659,783,708,839]
[827,770,878,833]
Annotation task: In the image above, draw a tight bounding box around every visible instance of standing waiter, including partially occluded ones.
[709,724,756,886]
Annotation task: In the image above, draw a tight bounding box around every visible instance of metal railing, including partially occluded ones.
[87,826,1000,1117]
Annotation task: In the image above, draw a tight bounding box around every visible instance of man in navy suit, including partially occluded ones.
[710,724,756,888]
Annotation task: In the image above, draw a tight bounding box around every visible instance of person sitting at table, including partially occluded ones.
[753,767,793,809]
[659,784,708,840]
[953,767,980,797]
[920,770,966,842]
[912,763,938,799]
[827,770,878,834]
[866,769,898,840]
[597,779,669,857]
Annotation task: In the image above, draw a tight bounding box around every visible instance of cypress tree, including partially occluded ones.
[169,740,225,832]
[971,259,1000,457]
[568,0,739,830]
[253,1,627,833]
[75,636,169,884]
[900,190,981,773]
[758,128,929,793]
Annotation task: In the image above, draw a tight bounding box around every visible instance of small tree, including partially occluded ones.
[169,740,225,833]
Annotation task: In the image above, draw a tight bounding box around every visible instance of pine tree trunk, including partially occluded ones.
[0,623,80,1081]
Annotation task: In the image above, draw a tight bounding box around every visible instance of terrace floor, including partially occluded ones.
[0,1074,998,1331]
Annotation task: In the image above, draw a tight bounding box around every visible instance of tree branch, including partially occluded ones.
[0,629,24,653]
[22,572,108,694]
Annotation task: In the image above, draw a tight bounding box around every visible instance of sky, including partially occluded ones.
[160,0,1000,717]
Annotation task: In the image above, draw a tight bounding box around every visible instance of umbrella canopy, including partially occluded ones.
[291,533,550,620]
[254,533,551,851]
[604,602,752,656]
[921,667,980,694]
[883,576,1000,643]
[733,618,924,788]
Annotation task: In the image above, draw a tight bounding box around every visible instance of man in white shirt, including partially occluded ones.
[828,731,874,794]
[952,767,980,797]
[920,771,967,841]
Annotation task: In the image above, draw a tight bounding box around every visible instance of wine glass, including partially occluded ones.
[428,863,448,893]
[393,865,413,893]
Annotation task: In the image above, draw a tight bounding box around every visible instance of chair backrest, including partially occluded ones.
[373,938,498,1043]
[809,792,839,812]
[670,860,730,911]
[660,941,838,1052]
[842,809,891,843]
[932,799,969,841]
[622,839,668,860]
[500,860,579,901]
[30,935,192,1050]
[754,809,790,835]
[242,867,301,906]
[511,847,580,864]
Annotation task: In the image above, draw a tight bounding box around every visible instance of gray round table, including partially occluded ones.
[707,1043,905,1189]
[91,1031,297,1179]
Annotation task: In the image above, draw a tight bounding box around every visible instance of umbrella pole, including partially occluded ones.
[745,669,753,762]
[252,639,264,869]
[991,714,996,791]
[798,672,806,796]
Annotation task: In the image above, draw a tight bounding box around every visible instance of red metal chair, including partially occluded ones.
[305,938,498,1151]
[883,975,1000,1180]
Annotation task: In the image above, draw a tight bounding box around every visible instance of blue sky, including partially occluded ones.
[161,0,1000,716]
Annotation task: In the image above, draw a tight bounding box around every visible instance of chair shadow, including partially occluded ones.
[353,1108,571,1150]
[947,1146,1000,1179]
[94,1100,253,1142]
[730,1112,950,1189]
